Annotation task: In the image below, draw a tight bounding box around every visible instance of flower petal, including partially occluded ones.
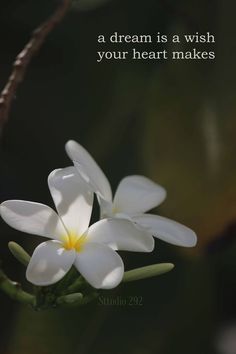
[26,241,75,286]
[98,197,113,218]
[113,175,166,214]
[48,167,93,236]
[86,218,154,252]
[65,140,112,202]
[0,200,66,240]
[132,214,197,247]
[74,242,124,289]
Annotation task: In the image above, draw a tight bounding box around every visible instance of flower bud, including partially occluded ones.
[123,263,174,282]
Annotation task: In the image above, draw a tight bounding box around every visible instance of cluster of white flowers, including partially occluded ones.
[0,141,197,290]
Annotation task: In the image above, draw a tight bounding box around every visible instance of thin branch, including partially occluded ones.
[0,0,72,132]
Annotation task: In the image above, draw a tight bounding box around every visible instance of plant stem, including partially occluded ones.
[0,269,35,306]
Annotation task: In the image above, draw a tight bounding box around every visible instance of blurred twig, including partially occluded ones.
[0,0,72,134]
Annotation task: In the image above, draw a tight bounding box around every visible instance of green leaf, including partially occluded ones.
[122,263,174,283]
[8,242,31,266]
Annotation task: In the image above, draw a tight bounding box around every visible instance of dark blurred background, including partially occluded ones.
[0,0,236,353]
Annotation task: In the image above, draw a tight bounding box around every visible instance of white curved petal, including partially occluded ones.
[26,241,75,286]
[132,214,197,247]
[86,218,154,252]
[74,242,124,289]
[98,197,113,218]
[0,200,66,240]
[113,175,166,214]
[65,140,112,202]
[48,167,93,236]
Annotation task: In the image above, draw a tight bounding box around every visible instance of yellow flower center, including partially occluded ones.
[112,206,119,214]
[62,232,86,252]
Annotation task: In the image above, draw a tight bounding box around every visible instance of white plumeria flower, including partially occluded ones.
[65,140,197,248]
[0,167,154,289]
